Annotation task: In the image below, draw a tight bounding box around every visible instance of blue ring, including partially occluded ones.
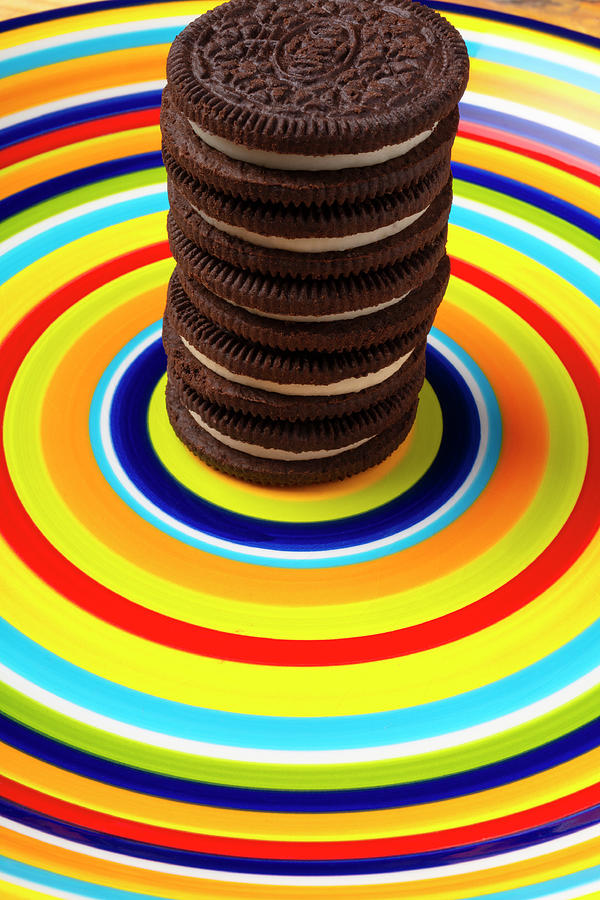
[0,711,598,812]
[0,92,162,150]
[453,162,600,239]
[100,336,481,552]
[0,154,163,222]
[4,30,599,97]
[1,0,597,49]
[1,795,599,874]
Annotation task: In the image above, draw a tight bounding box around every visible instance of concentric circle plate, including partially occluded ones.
[1,2,600,898]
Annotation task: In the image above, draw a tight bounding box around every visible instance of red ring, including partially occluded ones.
[0,109,160,169]
[1,772,599,860]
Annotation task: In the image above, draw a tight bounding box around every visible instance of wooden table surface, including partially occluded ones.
[2,0,600,35]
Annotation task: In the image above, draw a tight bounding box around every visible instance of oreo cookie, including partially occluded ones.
[166,269,425,392]
[161,89,459,206]
[163,317,427,422]
[168,177,453,278]
[166,377,419,486]
[176,255,449,351]
[166,0,468,159]
[168,215,448,318]
[173,370,419,451]
[164,143,450,240]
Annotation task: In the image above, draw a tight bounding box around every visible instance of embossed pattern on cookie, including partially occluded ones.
[167,0,469,156]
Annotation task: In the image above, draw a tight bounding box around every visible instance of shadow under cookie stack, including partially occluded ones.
[161,0,469,486]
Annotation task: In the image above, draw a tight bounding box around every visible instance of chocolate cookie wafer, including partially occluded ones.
[166,270,425,394]
[168,216,448,319]
[168,177,453,278]
[173,370,421,452]
[166,378,419,486]
[164,144,451,241]
[175,255,450,352]
[161,88,459,206]
[163,319,427,422]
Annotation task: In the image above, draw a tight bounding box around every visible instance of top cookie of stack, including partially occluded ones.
[161,0,469,484]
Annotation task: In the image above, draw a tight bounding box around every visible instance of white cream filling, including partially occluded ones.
[188,408,373,461]
[226,290,410,322]
[180,335,413,396]
[194,205,428,253]
[188,120,435,171]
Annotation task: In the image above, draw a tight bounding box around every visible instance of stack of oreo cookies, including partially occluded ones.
[161,0,469,485]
